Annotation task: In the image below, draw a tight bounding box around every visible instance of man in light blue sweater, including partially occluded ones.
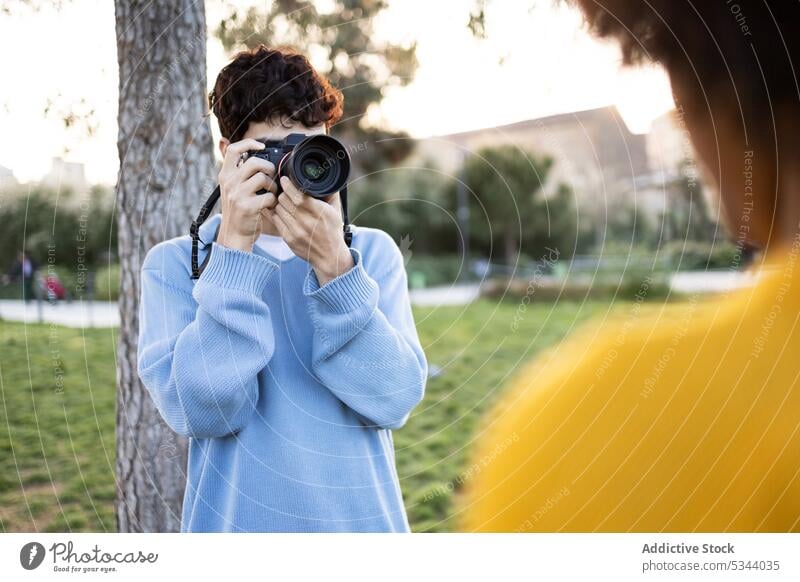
[136,45,428,532]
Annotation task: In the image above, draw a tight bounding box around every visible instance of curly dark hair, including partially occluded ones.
[568,0,799,139]
[209,45,344,143]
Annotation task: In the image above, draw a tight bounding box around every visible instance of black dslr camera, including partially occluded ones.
[189,133,353,279]
[250,133,351,198]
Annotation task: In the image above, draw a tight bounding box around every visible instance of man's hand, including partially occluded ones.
[268,176,354,285]
[216,138,279,252]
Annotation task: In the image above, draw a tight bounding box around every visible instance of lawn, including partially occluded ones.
[0,298,616,532]
[0,321,118,532]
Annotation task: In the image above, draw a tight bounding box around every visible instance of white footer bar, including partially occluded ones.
[1,533,797,581]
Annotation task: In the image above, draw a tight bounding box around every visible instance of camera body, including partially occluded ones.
[249,133,351,198]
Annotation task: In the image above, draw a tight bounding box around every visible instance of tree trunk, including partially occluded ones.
[114,0,215,533]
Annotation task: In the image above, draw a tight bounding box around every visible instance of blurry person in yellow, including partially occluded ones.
[462,0,800,532]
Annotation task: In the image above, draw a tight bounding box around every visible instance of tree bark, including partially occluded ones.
[114,0,215,532]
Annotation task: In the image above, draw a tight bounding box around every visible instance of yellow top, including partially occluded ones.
[461,242,800,532]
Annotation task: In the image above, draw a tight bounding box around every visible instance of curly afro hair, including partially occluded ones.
[209,45,344,143]
[568,0,800,142]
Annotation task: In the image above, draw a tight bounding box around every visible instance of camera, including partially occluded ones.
[249,133,351,198]
[189,132,355,279]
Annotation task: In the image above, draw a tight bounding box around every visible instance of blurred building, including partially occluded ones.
[634,108,701,217]
[0,164,18,190]
[409,106,705,225]
[410,106,649,204]
[647,109,692,174]
[41,157,88,194]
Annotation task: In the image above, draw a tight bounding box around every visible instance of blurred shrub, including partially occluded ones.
[0,185,118,301]
[662,240,739,270]
[0,186,116,273]
[0,263,119,302]
[481,270,674,303]
[93,264,120,302]
[405,255,467,288]
[353,164,458,256]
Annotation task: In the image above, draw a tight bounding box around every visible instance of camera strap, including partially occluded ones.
[190,184,353,280]
[341,184,353,247]
[189,185,221,279]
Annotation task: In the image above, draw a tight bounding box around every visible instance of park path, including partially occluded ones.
[0,271,752,329]
[0,284,483,328]
[0,299,120,328]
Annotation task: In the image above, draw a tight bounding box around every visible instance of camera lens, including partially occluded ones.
[284,135,350,198]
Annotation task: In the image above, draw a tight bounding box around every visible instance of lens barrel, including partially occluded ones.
[282,134,350,198]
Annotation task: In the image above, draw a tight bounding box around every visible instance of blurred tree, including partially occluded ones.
[461,145,553,265]
[353,162,456,254]
[214,0,418,173]
[0,187,116,275]
[114,0,215,533]
[665,160,720,243]
[602,201,657,250]
[524,183,588,259]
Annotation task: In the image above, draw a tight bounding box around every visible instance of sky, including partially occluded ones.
[0,0,675,186]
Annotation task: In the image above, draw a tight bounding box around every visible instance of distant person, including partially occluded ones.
[463,1,800,531]
[43,271,69,304]
[6,251,39,302]
[136,46,427,532]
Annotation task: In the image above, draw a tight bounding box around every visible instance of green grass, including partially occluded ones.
[0,299,616,532]
[0,322,118,532]
[399,299,610,531]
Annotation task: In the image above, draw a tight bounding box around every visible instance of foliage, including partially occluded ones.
[0,186,116,276]
[404,255,467,288]
[0,263,119,302]
[524,182,594,258]
[664,161,720,243]
[352,151,588,263]
[353,162,458,255]
[460,145,554,264]
[480,270,674,303]
[604,200,659,249]
[92,264,120,302]
[661,239,740,271]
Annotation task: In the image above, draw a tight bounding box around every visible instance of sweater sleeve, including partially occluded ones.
[137,241,279,439]
[303,236,428,430]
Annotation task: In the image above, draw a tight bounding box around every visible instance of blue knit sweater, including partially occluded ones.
[136,212,427,532]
